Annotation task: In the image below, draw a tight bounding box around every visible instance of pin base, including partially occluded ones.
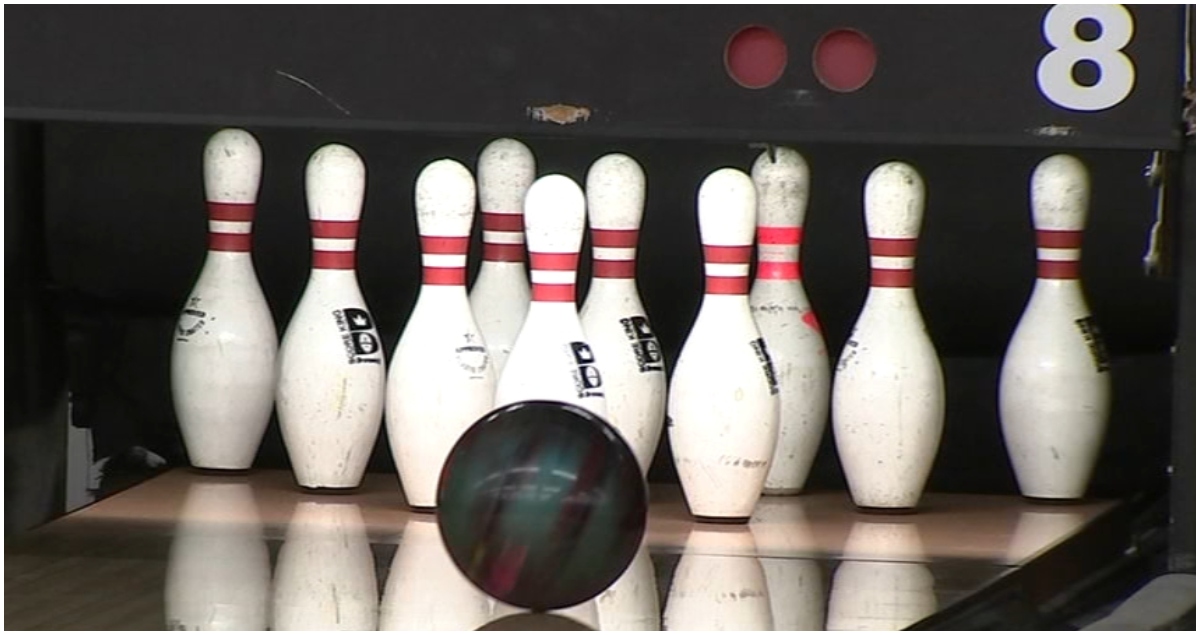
[407,504,437,514]
[1023,495,1088,506]
[296,484,360,495]
[762,488,802,497]
[187,466,252,475]
[693,515,751,525]
[855,505,919,516]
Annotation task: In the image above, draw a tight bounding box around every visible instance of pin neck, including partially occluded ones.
[868,236,917,289]
[420,235,469,286]
[206,201,256,253]
[481,210,526,263]
[311,220,360,270]
[703,244,752,295]
[1035,229,1083,280]
[530,251,579,302]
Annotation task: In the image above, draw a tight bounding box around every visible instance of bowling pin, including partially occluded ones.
[469,138,536,375]
[171,128,277,470]
[668,168,780,522]
[276,144,385,489]
[580,154,667,475]
[164,481,270,630]
[748,147,831,496]
[494,175,608,418]
[663,526,773,631]
[831,162,944,511]
[999,154,1111,500]
[826,520,936,631]
[386,159,496,510]
[272,501,379,630]
[379,518,492,630]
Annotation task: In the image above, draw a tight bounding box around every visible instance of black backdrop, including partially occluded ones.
[42,121,1178,498]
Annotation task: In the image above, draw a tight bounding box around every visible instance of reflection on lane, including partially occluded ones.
[163,494,975,631]
[826,520,937,631]
[380,518,491,630]
[164,481,270,630]
[272,501,379,630]
[663,526,773,631]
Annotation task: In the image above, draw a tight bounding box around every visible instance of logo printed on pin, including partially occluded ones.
[620,315,664,373]
[334,308,382,364]
[568,341,604,399]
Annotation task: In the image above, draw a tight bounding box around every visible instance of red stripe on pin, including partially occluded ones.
[313,250,356,269]
[421,236,470,254]
[706,276,750,295]
[1038,260,1080,279]
[871,268,914,287]
[592,228,639,248]
[423,267,467,285]
[482,212,524,232]
[312,220,360,239]
[593,260,636,278]
[483,243,525,262]
[703,245,753,264]
[532,283,575,302]
[530,252,579,271]
[757,226,802,245]
[208,232,252,252]
[869,238,917,257]
[756,261,801,280]
[1037,230,1083,249]
[207,202,255,222]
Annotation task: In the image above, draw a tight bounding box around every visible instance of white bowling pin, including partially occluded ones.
[164,481,270,630]
[748,147,831,496]
[276,144,385,489]
[580,154,667,475]
[386,159,497,510]
[379,518,491,630]
[663,526,773,631]
[272,501,379,630]
[832,162,944,511]
[826,521,937,631]
[494,175,608,418]
[469,138,535,375]
[999,154,1111,500]
[668,168,780,522]
[596,542,661,631]
[171,128,277,470]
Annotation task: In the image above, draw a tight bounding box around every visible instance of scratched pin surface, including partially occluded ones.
[831,161,945,512]
[170,128,277,471]
[276,143,385,490]
[386,158,497,510]
[667,167,780,523]
[999,154,1111,500]
[748,147,831,497]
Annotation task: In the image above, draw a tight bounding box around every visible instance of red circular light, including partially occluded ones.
[813,28,877,93]
[725,25,788,89]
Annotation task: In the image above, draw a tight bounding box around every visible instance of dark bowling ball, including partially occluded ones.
[437,400,648,611]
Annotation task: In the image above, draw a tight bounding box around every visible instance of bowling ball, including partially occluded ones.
[437,400,648,611]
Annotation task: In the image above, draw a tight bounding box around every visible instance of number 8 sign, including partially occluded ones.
[1037,4,1136,112]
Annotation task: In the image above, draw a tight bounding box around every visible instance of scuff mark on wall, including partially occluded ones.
[527,103,592,125]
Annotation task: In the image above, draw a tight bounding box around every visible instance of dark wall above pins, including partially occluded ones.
[41,122,1179,497]
[5,6,1188,149]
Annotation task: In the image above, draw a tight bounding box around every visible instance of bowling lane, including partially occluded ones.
[4,468,1114,630]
